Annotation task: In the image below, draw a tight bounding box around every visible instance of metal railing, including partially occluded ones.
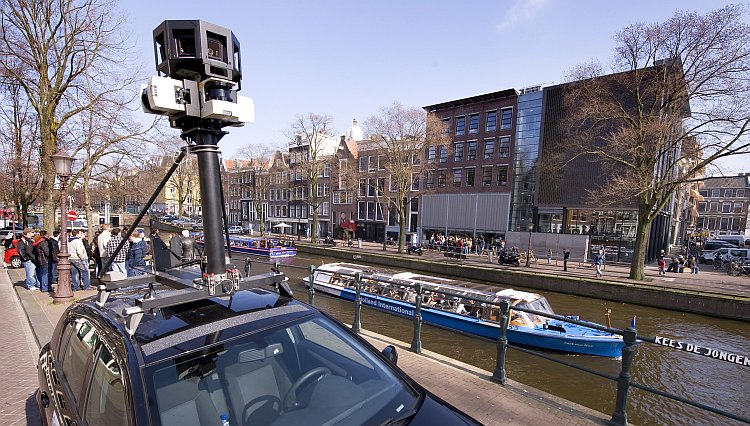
[297,264,749,426]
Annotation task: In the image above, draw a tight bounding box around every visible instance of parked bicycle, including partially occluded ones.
[518,249,537,263]
[728,258,750,277]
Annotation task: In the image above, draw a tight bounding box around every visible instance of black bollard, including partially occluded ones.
[352,272,362,334]
[610,324,638,425]
[492,300,511,384]
[410,284,423,353]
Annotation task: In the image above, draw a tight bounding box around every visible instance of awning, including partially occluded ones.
[690,189,704,201]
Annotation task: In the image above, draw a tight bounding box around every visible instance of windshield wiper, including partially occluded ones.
[377,406,420,425]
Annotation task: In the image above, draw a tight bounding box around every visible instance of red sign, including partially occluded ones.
[67,210,77,221]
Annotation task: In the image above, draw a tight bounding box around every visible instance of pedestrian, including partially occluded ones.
[594,249,605,278]
[49,230,60,286]
[33,230,52,292]
[97,224,112,273]
[68,230,91,290]
[547,249,552,265]
[689,256,699,275]
[180,229,197,262]
[169,232,183,262]
[563,248,570,272]
[17,228,39,290]
[127,231,149,276]
[91,230,102,276]
[657,257,666,276]
[105,227,127,274]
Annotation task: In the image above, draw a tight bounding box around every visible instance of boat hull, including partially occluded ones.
[309,279,624,357]
[196,240,297,258]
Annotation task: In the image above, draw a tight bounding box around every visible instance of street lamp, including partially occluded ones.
[51,151,75,304]
[525,223,534,267]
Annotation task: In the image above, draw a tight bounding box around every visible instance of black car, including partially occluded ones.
[36,266,479,425]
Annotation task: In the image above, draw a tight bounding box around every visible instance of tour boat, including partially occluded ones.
[304,262,626,357]
[196,235,297,258]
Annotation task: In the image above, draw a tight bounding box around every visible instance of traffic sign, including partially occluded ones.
[67,210,77,221]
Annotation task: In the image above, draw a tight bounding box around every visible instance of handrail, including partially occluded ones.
[302,264,750,425]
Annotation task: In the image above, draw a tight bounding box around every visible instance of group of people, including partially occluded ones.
[94,224,151,278]
[657,251,699,275]
[16,228,66,292]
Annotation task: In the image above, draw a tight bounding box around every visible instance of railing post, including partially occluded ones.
[352,272,362,334]
[610,324,638,425]
[492,300,511,384]
[410,284,423,353]
[307,265,315,306]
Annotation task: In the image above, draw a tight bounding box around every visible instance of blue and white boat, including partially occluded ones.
[305,263,625,357]
[196,235,297,258]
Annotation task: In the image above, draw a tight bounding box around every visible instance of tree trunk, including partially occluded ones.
[84,174,94,239]
[628,203,653,280]
[397,201,406,254]
[312,208,319,243]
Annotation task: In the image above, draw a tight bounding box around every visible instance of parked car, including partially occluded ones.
[700,240,738,263]
[716,234,749,248]
[36,268,479,426]
[3,238,21,268]
[712,248,750,263]
[227,225,243,234]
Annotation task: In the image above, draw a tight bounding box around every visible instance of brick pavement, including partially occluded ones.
[1,261,610,425]
[0,266,42,426]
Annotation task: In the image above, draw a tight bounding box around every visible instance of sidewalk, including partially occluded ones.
[334,239,750,299]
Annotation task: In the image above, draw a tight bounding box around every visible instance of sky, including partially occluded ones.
[122,0,748,175]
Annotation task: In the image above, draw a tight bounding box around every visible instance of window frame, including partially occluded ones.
[485,110,497,132]
[483,138,495,160]
[455,115,466,135]
[468,113,479,134]
[453,141,464,162]
[500,107,513,129]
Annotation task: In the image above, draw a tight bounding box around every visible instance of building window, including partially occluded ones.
[711,189,720,197]
[469,114,479,134]
[698,202,706,212]
[455,116,465,135]
[710,202,719,212]
[427,146,436,162]
[321,202,330,215]
[377,177,386,195]
[733,202,744,213]
[369,156,377,171]
[497,165,508,186]
[358,202,366,220]
[724,189,733,198]
[484,138,495,159]
[737,189,745,197]
[482,167,492,186]
[453,168,462,186]
[412,174,420,191]
[722,203,732,213]
[359,156,368,172]
[438,170,446,187]
[465,168,475,187]
[359,179,366,197]
[426,170,435,187]
[500,107,513,129]
[442,118,450,134]
[453,141,464,162]
[367,202,376,220]
[720,217,729,230]
[498,136,510,158]
[439,146,448,163]
[368,178,376,197]
[467,140,477,161]
[486,110,497,132]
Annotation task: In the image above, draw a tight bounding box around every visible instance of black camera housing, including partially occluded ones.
[153,20,241,85]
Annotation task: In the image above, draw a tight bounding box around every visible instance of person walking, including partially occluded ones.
[127,231,149,277]
[594,249,605,278]
[17,228,39,290]
[33,230,52,292]
[657,257,666,276]
[97,224,112,273]
[563,248,570,272]
[105,227,127,274]
[547,249,553,265]
[68,230,91,290]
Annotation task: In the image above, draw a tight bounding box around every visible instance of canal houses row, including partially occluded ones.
[220,66,749,262]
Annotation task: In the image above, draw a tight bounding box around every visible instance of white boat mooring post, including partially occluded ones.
[308,265,315,305]
[610,323,638,425]
[352,273,362,334]
[410,284,423,353]
[491,300,511,384]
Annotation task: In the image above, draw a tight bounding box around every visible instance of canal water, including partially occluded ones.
[254,252,749,425]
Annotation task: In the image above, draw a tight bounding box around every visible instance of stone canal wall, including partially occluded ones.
[298,243,750,322]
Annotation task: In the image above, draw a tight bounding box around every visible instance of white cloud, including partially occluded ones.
[496,0,548,31]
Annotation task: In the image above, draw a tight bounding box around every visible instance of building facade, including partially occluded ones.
[697,174,750,237]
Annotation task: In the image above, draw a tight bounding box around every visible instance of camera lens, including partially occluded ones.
[205,82,233,102]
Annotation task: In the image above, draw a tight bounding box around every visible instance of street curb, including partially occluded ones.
[5,268,51,349]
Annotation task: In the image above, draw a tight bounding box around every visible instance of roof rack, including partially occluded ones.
[96,262,290,337]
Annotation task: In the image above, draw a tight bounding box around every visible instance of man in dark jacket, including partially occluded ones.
[49,230,61,284]
[34,230,52,292]
[17,228,39,290]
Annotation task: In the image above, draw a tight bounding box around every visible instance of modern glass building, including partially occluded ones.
[509,87,543,232]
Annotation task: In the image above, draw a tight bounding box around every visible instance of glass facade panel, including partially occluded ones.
[509,91,542,231]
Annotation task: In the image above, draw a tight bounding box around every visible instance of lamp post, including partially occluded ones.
[51,151,75,304]
[525,223,534,267]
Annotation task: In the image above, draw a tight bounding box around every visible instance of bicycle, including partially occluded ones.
[518,249,537,263]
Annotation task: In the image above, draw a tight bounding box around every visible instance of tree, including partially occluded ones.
[287,113,337,243]
[557,5,750,280]
[364,102,450,253]
[0,0,137,233]
[237,144,275,236]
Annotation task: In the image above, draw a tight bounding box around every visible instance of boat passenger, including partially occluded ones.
[456,303,468,315]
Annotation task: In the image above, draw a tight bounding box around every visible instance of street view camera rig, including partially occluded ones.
[97,20,285,337]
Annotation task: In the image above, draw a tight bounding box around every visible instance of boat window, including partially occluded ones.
[530,297,555,315]
[316,273,332,284]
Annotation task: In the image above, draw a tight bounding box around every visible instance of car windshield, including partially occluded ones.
[143,315,421,426]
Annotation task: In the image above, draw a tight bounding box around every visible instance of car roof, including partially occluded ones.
[75,277,316,364]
